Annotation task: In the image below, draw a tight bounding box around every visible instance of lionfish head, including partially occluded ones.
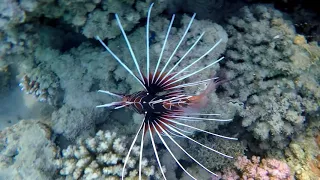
[96,3,237,179]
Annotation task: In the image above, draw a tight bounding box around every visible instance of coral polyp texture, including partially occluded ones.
[283,118,320,180]
[0,0,168,58]
[56,130,162,180]
[214,156,293,180]
[223,5,320,149]
[19,66,62,106]
[0,120,59,179]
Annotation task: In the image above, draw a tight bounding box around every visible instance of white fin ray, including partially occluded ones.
[146,3,154,85]
[97,90,123,98]
[160,120,234,158]
[159,32,206,86]
[121,119,145,179]
[164,57,224,89]
[138,123,146,180]
[155,13,196,84]
[154,121,219,177]
[148,122,167,180]
[152,122,196,180]
[166,77,219,90]
[96,36,146,89]
[163,117,237,140]
[115,14,146,85]
[152,14,176,83]
[162,39,223,87]
[171,115,233,122]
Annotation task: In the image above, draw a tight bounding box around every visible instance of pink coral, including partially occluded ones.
[217,156,293,180]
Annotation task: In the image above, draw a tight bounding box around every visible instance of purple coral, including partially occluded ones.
[214,156,293,180]
[233,156,292,180]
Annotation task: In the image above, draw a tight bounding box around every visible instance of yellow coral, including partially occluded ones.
[293,35,320,63]
[294,35,307,45]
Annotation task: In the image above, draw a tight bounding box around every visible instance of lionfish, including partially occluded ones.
[96,3,237,179]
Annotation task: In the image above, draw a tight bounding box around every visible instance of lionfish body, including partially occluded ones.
[96,3,237,180]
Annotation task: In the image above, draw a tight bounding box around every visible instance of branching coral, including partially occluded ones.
[222,4,320,149]
[56,130,163,179]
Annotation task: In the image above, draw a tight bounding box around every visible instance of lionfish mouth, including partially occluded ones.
[96,3,237,179]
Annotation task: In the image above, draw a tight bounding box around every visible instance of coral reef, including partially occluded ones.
[180,165,212,180]
[56,130,162,179]
[51,104,105,141]
[0,65,11,94]
[185,134,245,171]
[0,120,59,179]
[0,0,169,59]
[19,65,63,106]
[284,116,320,180]
[215,156,293,180]
[0,1,319,180]
[33,43,117,140]
[222,4,320,149]
[19,12,229,140]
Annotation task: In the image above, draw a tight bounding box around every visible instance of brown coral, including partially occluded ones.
[293,34,320,63]
[309,134,320,177]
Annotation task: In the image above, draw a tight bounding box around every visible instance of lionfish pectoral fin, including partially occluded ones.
[96,101,126,108]
[152,122,196,179]
[97,90,123,98]
[154,121,220,177]
[122,119,145,180]
[148,122,167,180]
[183,76,219,111]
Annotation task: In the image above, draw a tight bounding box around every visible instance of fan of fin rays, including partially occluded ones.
[95,3,238,180]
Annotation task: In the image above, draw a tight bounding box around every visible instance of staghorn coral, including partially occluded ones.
[222,4,320,150]
[0,120,59,179]
[56,130,163,179]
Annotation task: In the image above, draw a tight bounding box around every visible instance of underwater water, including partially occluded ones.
[0,0,319,180]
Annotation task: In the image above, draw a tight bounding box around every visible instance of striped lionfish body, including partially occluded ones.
[96,3,237,180]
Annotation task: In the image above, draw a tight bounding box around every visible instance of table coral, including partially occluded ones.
[56,130,163,179]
